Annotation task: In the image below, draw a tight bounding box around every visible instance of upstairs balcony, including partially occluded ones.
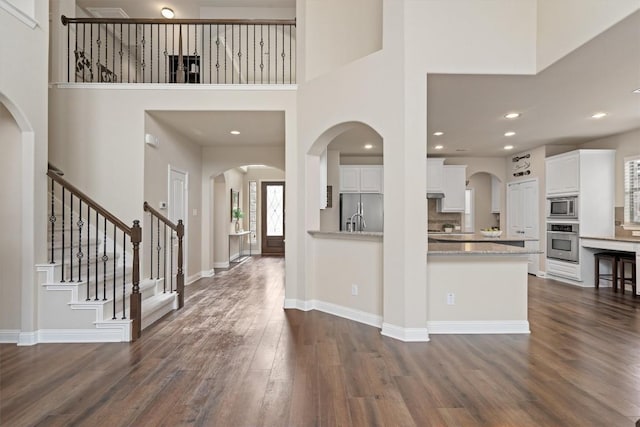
[60,15,296,85]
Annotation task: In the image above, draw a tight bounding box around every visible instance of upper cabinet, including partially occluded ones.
[438,165,467,212]
[546,151,579,195]
[426,158,445,193]
[339,165,383,193]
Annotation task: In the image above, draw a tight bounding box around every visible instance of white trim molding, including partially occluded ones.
[283,299,383,329]
[427,320,530,334]
[17,331,38,346]
[0,0,38,28]
[0,329,20,343]
[213,262,230,269]
[381,323,430,342]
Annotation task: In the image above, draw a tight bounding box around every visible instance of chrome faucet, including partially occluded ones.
[349,212,366,232]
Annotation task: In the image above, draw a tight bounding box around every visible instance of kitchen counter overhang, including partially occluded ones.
[428,241,541,256]
[307,230,383,241]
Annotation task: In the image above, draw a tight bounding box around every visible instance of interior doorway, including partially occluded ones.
[261,181,285,255]
[169,166,188,278]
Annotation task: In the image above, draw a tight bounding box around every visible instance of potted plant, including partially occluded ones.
[442,223,455,233]
[232,208,244,232]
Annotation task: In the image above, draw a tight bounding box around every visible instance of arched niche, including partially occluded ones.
[466,171,502,232]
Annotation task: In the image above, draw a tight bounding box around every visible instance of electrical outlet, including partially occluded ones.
[446,293,455,305]
[351,284,359,296]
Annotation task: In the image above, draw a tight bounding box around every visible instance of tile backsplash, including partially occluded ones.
[427,199,463,231]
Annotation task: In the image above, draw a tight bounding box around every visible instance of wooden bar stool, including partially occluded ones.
[594,252,619,291]
[619,255,637,295]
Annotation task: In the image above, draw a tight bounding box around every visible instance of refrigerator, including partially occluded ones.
[340,193,384,232]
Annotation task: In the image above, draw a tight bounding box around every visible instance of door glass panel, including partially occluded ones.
[266,185,283,237]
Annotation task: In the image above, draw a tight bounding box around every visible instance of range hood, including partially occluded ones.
[426,192,445,199]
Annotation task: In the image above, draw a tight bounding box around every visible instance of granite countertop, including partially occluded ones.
[307,230,383,240]
[581,235,640,243]
[428,242,542,256]
[429,233,538,242]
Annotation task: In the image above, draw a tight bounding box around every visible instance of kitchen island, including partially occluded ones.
[429,232,538,247]
[427,241,541,334]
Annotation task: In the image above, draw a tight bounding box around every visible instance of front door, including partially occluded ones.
[261,181,285,255]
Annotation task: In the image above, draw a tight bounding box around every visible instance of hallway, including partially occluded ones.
[2,257,640,425]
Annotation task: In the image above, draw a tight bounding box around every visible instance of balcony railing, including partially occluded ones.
[61,15,296,85]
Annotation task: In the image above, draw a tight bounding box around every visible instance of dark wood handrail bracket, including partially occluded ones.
[47,170,132,235]
[61,15,296,26]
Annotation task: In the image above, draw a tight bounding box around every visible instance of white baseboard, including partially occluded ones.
[283,299,383,330]
[17,331,38,346]
[201,269,215,278]
[213,262,230,269]
[537,270,547,278]
[37,328,127,343]
[381,323,430,342]
[427,320,530,334]
[0,329,20,343]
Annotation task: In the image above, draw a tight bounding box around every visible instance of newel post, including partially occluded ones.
[130,220,142,340]
[177,220,185,309]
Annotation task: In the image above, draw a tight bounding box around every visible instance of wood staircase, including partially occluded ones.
[37,165,183,343]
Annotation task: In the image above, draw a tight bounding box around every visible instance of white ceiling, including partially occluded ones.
[328,125,383,156]
[427,10,640,157]
[148,111,285,147]
[77,0,295,19]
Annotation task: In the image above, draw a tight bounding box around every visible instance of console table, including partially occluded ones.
[229,230,251,264]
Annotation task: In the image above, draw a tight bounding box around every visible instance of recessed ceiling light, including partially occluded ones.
[434,145,444,150]
[504,131,516,137]
[433,131,444,136]
[504,145,514,150]
[161,7,174,19]
[591,112,607,119]
[364,144,373,150]
[633,88,640,93]
[230,130,240,135]
[504,112,521,119]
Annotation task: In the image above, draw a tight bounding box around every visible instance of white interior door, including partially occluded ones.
[507,179,539,275]
[169,166,188,278]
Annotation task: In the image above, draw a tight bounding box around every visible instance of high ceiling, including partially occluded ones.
[427,10,640,157]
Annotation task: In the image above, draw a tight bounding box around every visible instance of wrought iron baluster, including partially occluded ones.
[70,194,74,281]
[67,22,70,82]
[157,24,160,83]
[187,24,190,83]
[102,216,107,300]
[282,24,285,84]
[150,212,153,278]
[119,24,123,82]
[163,224,167,293]
[156,217,161,280]
[209,24,212,84]
[112,224,116,319]
[94,210,98,300]
[164,24,168,83]
[61,190,66,282]
[86,203,90,300]
[231,24,234,84]
[50,179,55,264]
[268,26,271,83]
[246,24,249,83]
[253,25,256,84]
[216,25,220,84]
[112,23,115,82]
[78,200,83,286]
[122,233,126,319]
[150,23,153,83]
[90,24,93,82]
[260,25,264,84]
[105,22,108,81]
[224,25,227,83]
[275,25,278,84]
[135,24,138,82]
[127,24,130,82]
[172,24,175,82]
[238,24,242,83]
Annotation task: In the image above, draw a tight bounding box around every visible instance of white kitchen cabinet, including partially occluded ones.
[426,158,445,193]
[546,151,579,195]
[359,166,384,193]
[437,165,467,212]
[339,166,383,193]
[491,175,501,213]
[507,179,539,275]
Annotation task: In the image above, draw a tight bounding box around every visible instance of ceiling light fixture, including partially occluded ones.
[230,130,240,135]
[161,7,174,19]
[504,145,514,150]
[634,88,640,93]
[434,145,444,150]
[504,131,516,137]
[433,131,444,136]
[364,144,373,150]
[591,112,607,119]
[504,112,521,119]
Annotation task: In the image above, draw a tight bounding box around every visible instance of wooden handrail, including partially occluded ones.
[61,15,296,26]
[48,163,64,176]
[47,170,132,235]
[143,202,177,231]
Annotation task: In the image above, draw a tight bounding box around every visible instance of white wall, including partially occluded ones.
[0,103,23,331]
[579,128,640,207]
[213,175,228,266]
[144,113,203,279]
[536,0,640,71]
[304,0,382,81]
[0,1,48,339]
[200,6,295,19]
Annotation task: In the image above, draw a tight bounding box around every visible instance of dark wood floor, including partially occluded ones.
[2,257,640,426]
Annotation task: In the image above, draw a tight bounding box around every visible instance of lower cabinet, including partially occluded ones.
[547,258,581,281]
